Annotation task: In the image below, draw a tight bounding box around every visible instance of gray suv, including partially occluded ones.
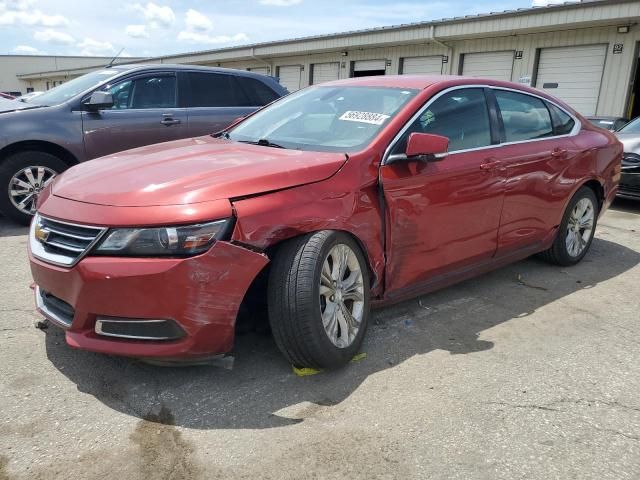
[0,64,287,224]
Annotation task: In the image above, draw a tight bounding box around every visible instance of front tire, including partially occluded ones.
[0,151,66,225]
[268,231,371,369]
[539,186,598,266]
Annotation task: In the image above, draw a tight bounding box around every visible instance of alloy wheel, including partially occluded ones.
[565,197,595,257]
[8,166,57,215]
[319,243,365,348]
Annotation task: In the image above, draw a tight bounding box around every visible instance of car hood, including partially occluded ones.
[616,133,640,154]
[52,136,348,207]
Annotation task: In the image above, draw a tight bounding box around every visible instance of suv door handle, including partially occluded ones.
[161,114,181,126]
[551,148,568,158]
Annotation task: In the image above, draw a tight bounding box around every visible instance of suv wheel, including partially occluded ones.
[268,231,371,369]
[539,186,599,266]
[0,151,67,225]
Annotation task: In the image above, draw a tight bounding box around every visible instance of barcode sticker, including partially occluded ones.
[339,111,390,125]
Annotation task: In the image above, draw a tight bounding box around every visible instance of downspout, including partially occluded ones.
[429,25,453,74]
[250,47,272,76]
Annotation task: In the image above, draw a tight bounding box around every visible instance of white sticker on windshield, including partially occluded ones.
[339,111,390,125]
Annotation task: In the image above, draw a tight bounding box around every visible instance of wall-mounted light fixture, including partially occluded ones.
[341,51,348,56]
[618,25,630,34]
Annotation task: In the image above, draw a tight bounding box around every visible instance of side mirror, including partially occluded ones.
[84,91,114,111]
[387,133,449,164]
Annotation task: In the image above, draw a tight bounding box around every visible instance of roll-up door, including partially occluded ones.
[535,44,607,116]
[277,65,301,92]
[462,51,514,81]
[353,59,386,72]
[311,62,340,84]
[401,56,443,75]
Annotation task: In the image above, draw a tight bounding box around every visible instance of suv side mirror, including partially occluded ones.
[387,133,449,164]
[84,91,114,111]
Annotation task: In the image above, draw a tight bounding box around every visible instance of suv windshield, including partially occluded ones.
[24,68,128,106]
[228,86,419,152]
[618,117,640,134]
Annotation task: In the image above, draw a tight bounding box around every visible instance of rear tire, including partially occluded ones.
[0,151,66,225]
[268,231,370,369]
[539,186,598,266]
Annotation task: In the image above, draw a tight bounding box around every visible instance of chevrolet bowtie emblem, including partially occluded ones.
[34,222,50,243]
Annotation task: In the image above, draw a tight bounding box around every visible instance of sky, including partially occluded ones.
[0,0,574,58]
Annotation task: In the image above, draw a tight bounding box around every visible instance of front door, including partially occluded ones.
[82,72,187,160]
[380,87,506,295]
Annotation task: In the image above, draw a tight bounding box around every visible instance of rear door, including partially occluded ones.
[82,72,187,159]
[380,87,506,295]
[181,72,258,137]
[491,88,581,255]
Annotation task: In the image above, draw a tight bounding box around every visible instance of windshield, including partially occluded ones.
[25,68,127,106]
[618,117,640,134]
[228,86,419,152]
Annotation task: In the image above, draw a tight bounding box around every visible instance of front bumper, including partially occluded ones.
[30,241,268,360]
[618,171,640,200]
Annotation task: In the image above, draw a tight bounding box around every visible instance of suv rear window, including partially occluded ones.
[184,72,238,107]
[235,76,279,106]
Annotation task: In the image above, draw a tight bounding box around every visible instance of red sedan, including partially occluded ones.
[29,76,621,369]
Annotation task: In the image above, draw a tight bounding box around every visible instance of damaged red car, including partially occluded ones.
[29,76,621,369]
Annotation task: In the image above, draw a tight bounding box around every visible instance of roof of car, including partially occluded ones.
[321,75,527,90]
[113,63,272,77]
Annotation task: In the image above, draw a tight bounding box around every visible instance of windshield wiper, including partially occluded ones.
[212,130,230,139]
[240,138,286,149]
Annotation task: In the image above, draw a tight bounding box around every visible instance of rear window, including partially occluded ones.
[494,90,554,142]
[548,103,576,135]
[185,72,238,107]
[235,76,280,106]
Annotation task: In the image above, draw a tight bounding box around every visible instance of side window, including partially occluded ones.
[546,102,576,135]
[186,72,237,107]
[106,80,133,109]
[392,88,492,154]
[130,76,176,109]
[235,76,279,106]
[495,90,553,142]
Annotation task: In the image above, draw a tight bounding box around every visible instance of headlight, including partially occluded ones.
[94,219,231,256]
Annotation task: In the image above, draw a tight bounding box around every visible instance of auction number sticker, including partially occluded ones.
[339,111,390,125]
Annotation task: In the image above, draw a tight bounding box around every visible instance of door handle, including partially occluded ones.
[161,113,181,126]
[551,148,568,158]
[480,159,502,171]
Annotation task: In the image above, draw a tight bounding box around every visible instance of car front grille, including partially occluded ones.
[30,214,107,267]
[622,152,640,169]
[619,183,640,195]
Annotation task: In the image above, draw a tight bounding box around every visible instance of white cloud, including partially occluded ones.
[12,44,43,54]
[177,31,249,45]
[259,0,302,5]
[34,29,74,45]
[132,2,175,28]
[126,24,149,38]
[0,9,69,27]
[78,37,116,56]
[185,9,212,32]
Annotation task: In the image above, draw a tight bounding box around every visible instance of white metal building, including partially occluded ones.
[7,0,640,118]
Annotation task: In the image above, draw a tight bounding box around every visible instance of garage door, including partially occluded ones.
[278,65,301,92]
[462,51,514,81]
[401,56,443,75]
[353,59,386,72]
[535,44,607,116]
[248,67,269,76]
[311,62,340,85]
